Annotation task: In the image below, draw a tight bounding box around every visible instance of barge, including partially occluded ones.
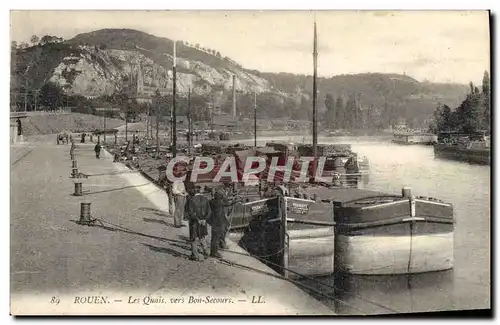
[392,132,438,145]
[238,185,455,277]
[434,142,490,165]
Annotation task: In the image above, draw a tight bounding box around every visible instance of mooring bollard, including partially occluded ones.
[74,182,83,196]
[402,186,412,198]
[78,202,92,225]
[72,160,78,169]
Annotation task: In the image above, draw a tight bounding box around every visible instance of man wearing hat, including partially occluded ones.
[184,185,211,261]
[171,162,188,227]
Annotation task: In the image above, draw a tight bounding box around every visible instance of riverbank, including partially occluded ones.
[10,139,334,315]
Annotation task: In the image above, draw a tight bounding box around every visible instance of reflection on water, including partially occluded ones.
[249,135,491,314]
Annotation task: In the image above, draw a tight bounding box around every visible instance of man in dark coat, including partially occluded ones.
[209,188,240,258]
[184,186,211,261]
[16,118,22,136]
[94,142,102,159]
[218,182,239,249]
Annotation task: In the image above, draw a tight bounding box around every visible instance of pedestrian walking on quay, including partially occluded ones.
[94,142,102,159]
[184,186,211,261]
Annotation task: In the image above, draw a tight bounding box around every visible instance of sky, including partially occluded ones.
[9,10,490,84]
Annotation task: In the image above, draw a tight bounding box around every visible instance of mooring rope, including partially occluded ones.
[222,247,399,314]
[218,257,368,315]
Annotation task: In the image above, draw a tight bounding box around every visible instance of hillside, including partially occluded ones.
[11,28,470,127]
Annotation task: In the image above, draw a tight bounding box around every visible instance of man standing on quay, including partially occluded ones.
[184,186,211,261]
[172,179,186,227]
[209,188,240,258]
[171,164,187,227]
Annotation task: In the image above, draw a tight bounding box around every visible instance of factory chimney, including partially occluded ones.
[232,75,237,118]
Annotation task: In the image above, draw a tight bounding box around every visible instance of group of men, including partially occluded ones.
[57,132,70,145]
[161,171,241,261]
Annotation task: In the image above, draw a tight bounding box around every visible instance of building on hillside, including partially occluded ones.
[127,63,173,104]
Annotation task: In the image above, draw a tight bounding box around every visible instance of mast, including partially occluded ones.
[103,107,107,144]
[156,99,160,154]
[188,86,192,155]
[146,104,150,146]
[254,92,257,147]
[172,40,178,158]
[211,98,214,133]
[125,105,128,142]
[312,18,318,160]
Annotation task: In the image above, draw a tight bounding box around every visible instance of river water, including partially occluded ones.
[241,135,491,315]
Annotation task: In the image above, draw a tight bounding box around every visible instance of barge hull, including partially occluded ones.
[434,144,490,165]
[335,230,454,275]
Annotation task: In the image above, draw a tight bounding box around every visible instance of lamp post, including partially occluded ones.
[156,101,160,157]
[103,107,107,144]
[172,40,177,158]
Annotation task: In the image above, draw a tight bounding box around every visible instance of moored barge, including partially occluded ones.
[237,185,455,277]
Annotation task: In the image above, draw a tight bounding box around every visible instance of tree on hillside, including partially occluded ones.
[11,41,17,51]
[190,94,209,121]
[69,95,91,114]
[454,83,483,133]
[433,75,488,134]
[233,93,254,118]
[324,93,336,129]
[152,90,169,120]
[39,82,64,110]
[216,51,221,58]
[482,70,490,130]
[18,42,29,49]
[195,43,200,49]
[433,104,454,132]
[30,35,39,46]
[39,35,64,46]
[344,94,358,129]
[334,96,344,129]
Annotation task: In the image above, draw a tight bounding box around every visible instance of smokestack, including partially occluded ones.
[232,75,236,118]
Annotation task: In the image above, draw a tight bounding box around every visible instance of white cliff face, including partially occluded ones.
[48,47,274,97]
